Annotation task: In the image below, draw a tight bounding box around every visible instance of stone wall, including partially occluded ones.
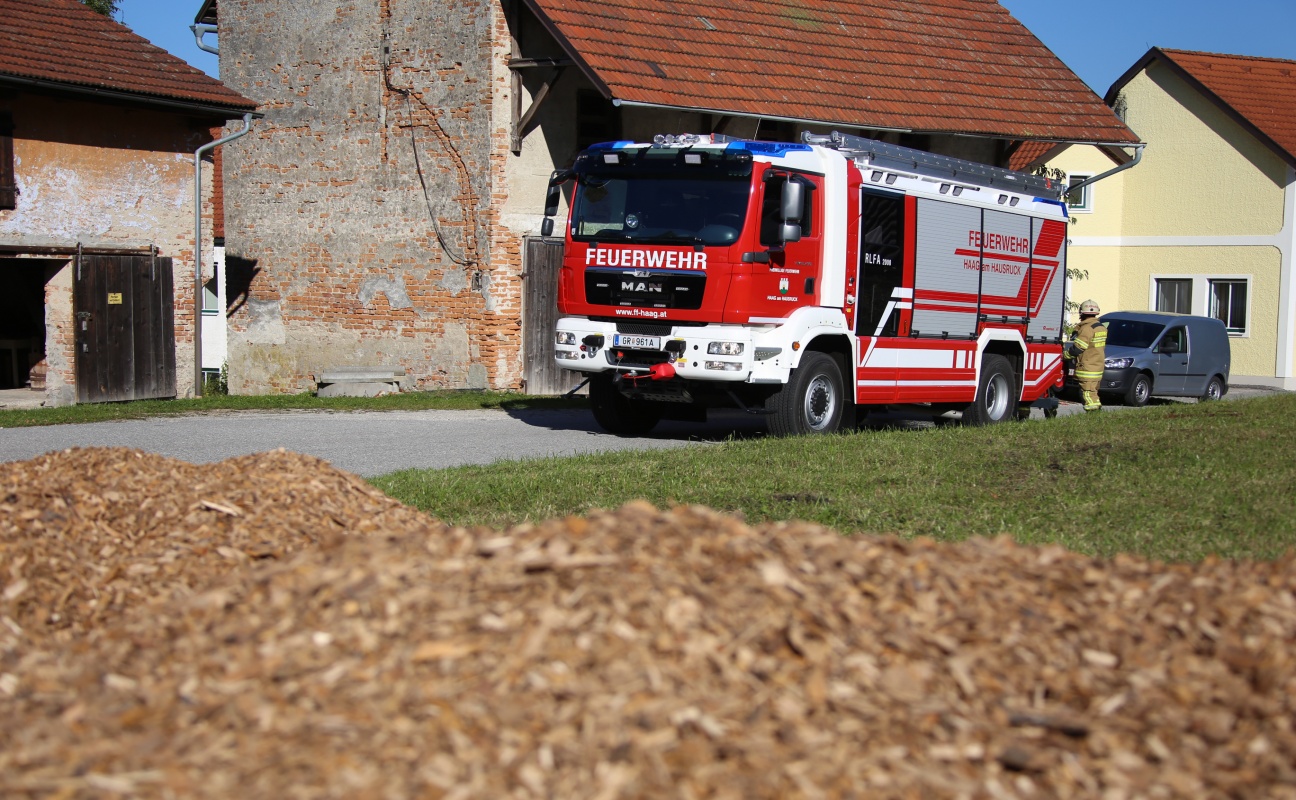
[219,0,515,394]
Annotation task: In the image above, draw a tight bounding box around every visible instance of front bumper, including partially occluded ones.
[554,318,795,384]
[1064,365,1137,393]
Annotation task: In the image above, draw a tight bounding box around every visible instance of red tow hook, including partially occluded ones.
[622,362,676,384]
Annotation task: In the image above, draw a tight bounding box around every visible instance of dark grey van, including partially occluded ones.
[1066,311,1231,406]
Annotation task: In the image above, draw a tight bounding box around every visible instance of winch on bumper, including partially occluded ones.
[553,318,792,393]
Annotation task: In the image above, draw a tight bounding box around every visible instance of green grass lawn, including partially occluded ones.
[372,394,1296,563]
[0,390,583,428]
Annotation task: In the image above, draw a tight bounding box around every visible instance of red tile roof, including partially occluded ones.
[0,0,255,115]
[1007,140,1063,172]
[1124,49,1296,167]
[524,0,1138,145]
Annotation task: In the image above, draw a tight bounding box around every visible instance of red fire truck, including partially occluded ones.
[541,131,1069,436]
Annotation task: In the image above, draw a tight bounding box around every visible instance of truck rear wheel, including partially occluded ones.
[589,374,661,436]
[962,355,1015,426]
[766,352,844,437]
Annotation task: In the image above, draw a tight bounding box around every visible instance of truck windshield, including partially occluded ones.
[571,171,751,247]
[1104,318,1165,349]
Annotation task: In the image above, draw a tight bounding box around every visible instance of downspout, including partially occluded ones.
[190,24,220,55]
[194,113,252,397]
[1065,143,1146,196]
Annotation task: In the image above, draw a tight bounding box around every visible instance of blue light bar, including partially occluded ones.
[734,141,814,156]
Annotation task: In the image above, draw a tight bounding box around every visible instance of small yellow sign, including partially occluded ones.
[107,293,123,305]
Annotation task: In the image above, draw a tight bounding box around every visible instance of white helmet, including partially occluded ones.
[1079,299,1101,315]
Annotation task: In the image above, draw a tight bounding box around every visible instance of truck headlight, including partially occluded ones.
[705,361,744,371]
[1104,357,1134,369]
[556,331,577,345]
[707,341,744,355]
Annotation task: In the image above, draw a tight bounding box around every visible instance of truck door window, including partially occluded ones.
[857,190,907,336]
[760,174,815,247]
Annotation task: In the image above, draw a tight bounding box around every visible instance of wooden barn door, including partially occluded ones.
[521,237,581,395]
[74,253,176,403]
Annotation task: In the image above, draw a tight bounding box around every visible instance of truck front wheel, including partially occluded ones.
[963,355,1015,426]
[766,352,845,437]
[589,374,661,436]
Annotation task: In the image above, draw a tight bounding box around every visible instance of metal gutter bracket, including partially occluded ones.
[1066,144,1146,196]
[191,24,219,55]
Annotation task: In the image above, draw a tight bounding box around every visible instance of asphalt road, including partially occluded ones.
[0,387,1280,477]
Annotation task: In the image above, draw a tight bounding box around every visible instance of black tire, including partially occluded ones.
[1124,373,1152,407]
[766,352,845,437]
[589,374,661,436]
[1200,375,1225,402]
[962,355,1015,426]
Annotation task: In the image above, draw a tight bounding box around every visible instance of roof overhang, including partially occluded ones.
[195,0,217,26]
[609,97,912,137]
[0,73,259,120]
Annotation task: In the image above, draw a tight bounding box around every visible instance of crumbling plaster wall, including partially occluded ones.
[220,0,514,394]
[0,95,212,404]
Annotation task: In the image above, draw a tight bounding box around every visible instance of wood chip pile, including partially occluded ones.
[2,448,1294,799]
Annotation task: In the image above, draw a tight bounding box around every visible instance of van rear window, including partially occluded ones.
[1104,319,1165,349]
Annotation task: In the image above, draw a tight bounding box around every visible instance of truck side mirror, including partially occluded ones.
[780,180,804,244]
[544,182,563,218]
[540,217,554,237]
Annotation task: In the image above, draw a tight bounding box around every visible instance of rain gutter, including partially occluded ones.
[193,113,253,397]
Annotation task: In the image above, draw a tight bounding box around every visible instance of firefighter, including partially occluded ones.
[1065,299,1107,412]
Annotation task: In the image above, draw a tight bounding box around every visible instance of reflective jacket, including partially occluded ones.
[1067,318,1107,375]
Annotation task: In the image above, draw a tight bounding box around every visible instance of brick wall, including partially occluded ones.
[220,0,524,394]
[0,94,216,405]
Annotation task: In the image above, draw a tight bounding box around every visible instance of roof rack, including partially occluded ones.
[802,131,1060,198]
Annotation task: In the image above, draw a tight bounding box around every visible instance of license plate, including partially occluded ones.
[613,334,662,350]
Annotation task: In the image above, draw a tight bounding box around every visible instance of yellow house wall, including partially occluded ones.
[1049,60,1294,386]
[1116,247,1281,378]
[1048,147,1126,315]
[1119,64,1286,237]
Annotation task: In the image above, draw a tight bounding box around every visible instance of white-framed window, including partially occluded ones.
[1154,278,1192,314]
[1209,279,1248,334]
[202,275,220,312]
[1066,174,1094,213]
[1149,275,1251,336]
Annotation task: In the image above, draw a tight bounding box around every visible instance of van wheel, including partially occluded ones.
[1124,373,1152,407]
[963,355,1015,426]
[767,352,844,436]
[589,374,661,436]
[1200,376,1225,402]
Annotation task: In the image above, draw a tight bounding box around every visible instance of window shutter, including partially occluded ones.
[0,112,15,210]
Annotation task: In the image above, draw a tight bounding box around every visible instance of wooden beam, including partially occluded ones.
[511,68,566,154]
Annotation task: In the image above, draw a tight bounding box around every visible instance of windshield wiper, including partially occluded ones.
[653,235,707,251]
[586,230,636,243]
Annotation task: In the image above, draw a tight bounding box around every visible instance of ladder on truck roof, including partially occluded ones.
[802,131,1061,198]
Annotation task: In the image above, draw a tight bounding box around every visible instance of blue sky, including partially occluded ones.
[122,0,1296,97]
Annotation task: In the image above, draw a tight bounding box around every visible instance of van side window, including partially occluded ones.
[1159,326,1187,354]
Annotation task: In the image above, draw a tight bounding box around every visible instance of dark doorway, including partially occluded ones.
[0,258,53,390]
[73,253,177,403]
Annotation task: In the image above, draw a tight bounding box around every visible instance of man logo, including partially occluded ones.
[621,281,664,293]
